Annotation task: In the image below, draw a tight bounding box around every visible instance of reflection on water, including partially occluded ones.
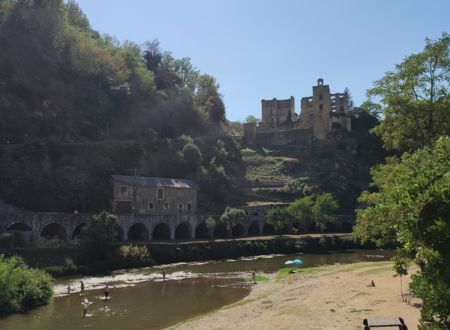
[0,249,392,330]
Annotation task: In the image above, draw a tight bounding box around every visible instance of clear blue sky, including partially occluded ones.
[75,0,450,121]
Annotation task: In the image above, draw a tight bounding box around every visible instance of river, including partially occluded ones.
[0,249,393,330]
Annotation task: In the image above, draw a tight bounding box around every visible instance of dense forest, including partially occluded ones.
[0,0,245,212]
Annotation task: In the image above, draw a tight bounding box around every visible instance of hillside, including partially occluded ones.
[239,116,385,213]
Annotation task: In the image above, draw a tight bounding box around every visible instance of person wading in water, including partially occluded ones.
[104,284,110,301]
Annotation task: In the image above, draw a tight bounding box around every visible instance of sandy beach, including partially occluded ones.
[174,261,421,330]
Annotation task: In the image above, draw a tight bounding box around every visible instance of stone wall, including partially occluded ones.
[245,127,313,146]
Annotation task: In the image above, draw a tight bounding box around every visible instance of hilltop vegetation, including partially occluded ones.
[0,0,243,212]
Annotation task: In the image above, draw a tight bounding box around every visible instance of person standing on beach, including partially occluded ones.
[104,284,110,301]
[80,281,85,295]
[252,270,256,284]
[162,270,166,282]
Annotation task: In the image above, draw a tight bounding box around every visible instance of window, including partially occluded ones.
[319,94,323,100]
[148,202,154,210]
[120,186,127,195]
[178,203,183,213]
[319,104,323,110]
[157,188,164,200]
[164,202,169,210]
[178,191,184,197]
[186,202,192,211]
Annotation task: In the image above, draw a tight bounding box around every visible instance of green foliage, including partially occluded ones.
[205,217,216,240]
[0,255,53,316]
[220,207,246,236]
[392,255,409,277]
[288,196,314,229]
[354,137,450,327]
[288,194,339,232]
[80,211,118,268]
[312,193,339,232]
[245,115,259,124]
[368,33,450,151]
[44,257,79,277]
[266,207,291,233]
[0,0,239,214]
[117,244,152,268]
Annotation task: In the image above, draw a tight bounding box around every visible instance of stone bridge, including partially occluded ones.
[0,202,354,243]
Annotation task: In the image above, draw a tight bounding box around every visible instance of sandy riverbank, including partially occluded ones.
[174,261,421,330]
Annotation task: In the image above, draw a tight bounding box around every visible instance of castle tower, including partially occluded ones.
[300,79,351,139]
[312,78,331,139]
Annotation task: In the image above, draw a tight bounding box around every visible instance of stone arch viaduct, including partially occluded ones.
[0,203,355,243]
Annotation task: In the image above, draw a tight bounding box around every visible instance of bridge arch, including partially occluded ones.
[232,223,246,237]
[214,223,227,239]
[175,222,192,240]
[40,223,67,241]
[195,223,209,239]
[72,223,87,240]
[292,222,302,234]
[341,221,353,232]
[262,223,275,235]
[247,222,260,236]
[115,224,124,241]
[153,223,170,240]
[128,223,149,241]
[7,223,32,232]
[324,222,337,233]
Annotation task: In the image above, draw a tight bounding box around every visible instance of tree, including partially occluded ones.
[80,211,118,268]
[354,137,450,328]
[288,196,314,230]
[205,217,216,241]
[0,255,53,316]
[181,142,203,173]
[368,33,450,151]
[392,256,410,299]
[312,193,339,232]
[245,115,259,124]
[266,207,291,234]
[219,207,246,238]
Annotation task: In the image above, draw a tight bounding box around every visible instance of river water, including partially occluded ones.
[0,249,392,330]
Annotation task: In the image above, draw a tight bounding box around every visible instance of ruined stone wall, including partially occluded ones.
[247,127,313,147]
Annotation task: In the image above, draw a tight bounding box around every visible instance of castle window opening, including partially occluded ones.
[319,94,323,100]
[164,202,169,210]
[319,104,323,110]
[186,202,192,211]
[157,188,164,200]
[178,203,183,213]
[148,202,154,210]
[120,186,127,195]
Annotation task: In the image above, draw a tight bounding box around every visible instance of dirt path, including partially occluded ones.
[174,261,421,330]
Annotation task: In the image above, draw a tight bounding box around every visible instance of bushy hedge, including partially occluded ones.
[0,255,53,316]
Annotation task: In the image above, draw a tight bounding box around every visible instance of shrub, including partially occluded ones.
[116,244,152,268]
[44,258,79,277]
[0,255,53,316]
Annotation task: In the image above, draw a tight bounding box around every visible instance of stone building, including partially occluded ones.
[243,79,351,144]
[260,96,296,129]
[299,78,351,139]
[112,175,198,215]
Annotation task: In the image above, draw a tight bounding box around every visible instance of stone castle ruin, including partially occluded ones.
[244,79,351,145]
